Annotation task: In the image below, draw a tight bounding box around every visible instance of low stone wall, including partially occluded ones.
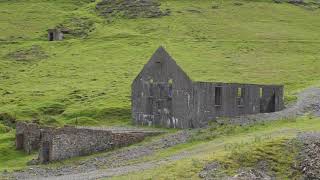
[16,122,162,163]
[39,128,147,163]
[48,131,145,162]
[40,128,114,162]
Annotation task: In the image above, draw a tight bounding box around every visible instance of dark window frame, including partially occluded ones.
[215,86,222,106]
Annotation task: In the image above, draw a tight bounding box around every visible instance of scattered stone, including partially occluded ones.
[96,0,170,19]
[281,0,320,10]
[231,168,272,180]
[273,0,283,3]
[297,132,320,179]
[27,159,39,166]
[198,161,223,179]
[234,2,243,6]
[288,0,305,5]
[55,17,95,38]
[5,45,48,62]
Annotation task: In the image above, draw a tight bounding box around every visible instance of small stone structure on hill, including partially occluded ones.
[131,47,284,129]
[16,122,161,163]
[47,29,64,41]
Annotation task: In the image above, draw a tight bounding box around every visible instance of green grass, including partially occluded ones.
[220,137,302,179]
[0,131,36,172]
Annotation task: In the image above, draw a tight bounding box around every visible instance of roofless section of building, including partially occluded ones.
[131,47,284,129]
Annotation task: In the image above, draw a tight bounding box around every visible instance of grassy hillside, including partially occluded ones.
[1,0,320,126]
[1,0,320,175]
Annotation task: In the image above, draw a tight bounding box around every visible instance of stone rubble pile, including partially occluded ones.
[96,0,170,19]
[297,133,320,180]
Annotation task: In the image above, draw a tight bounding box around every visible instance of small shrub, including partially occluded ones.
[0,112,16,128]
[0,124,11,133]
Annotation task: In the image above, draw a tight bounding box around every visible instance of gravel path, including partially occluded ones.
[29,152,192,180]
[2,87,320,180]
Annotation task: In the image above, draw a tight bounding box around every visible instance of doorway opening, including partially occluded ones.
[16,134,24,150]
[49,32,54,41]
[42,141,50,163]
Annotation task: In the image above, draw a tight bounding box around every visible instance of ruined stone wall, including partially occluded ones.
[16,122,43,154]
[16,122,159,162]
[47,29,63,41]
[47,129,113,161]
[131,47,285,129]
[132,47,193,129]
[191,82,284,127]
[39,127,147,162]
[111,132,145,148]
[260,85,284,113]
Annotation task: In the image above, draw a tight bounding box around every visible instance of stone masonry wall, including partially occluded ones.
[132,47,285,129]
[16,122,43,154]
[38,127,149,163]
[47,129,114,161]
[16,122,159,163]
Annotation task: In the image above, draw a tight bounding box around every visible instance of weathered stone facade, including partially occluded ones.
[15,122,42,154]
[131,47,284,129]
[39,127,146,162]
[16,122,159,163]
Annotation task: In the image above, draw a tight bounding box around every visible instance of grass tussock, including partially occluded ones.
[0,132,35,172]
[218,137,302,179]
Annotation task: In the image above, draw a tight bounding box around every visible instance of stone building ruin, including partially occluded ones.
[131,47,284,129]
[47,29,64,41]
[16,122,160,163]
